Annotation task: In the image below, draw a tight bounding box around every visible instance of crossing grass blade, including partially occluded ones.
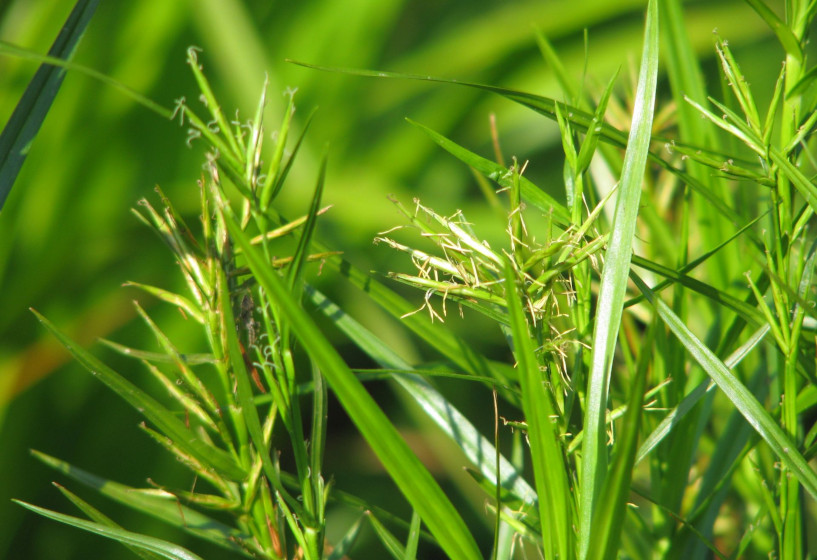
[287,62,749,231]
[769,147,817,214]
[0,41,172,119]
[222,210,483,560]
[635,324,770,464]
[13,501,205,560]
[579,1,659,556]
[743,0,803,62]
[631,272,817,500]
[406,119,570,225]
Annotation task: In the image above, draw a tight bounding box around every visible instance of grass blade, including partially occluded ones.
[769,147,817,214]
[585,322,651,560]
[367,511,407,560]
[13,501,205,560]
[31,450,247,552]
[326,515,366,560]
[406,119,570,225]
[743,0,803,62]
[223,211,483,560]
[52,483,165,560]
[0,0,99,210]
[287,151,327,289]
[579,1,659,556]
[404,509,422,560]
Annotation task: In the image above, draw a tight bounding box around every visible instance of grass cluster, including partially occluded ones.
[2,0,817,558]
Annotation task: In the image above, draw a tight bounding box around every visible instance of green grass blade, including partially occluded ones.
[185,47,242,162]
[631,273,817,500]
[261,104,315,210]
[579,1,659,556]
[223,213,482,560]
[0,41,171,119]
[404,510,422,560]
[287,150,327,289]
[124,281,205,324]
[98,338,215,366]
[13,501,205,560]
[367,511,407,560]
[406,119,570,225]
[585,323,651,560]
[0,0,99,210]
[533,28,577,105]
[31,450,248,552]
[630,255,765,326]
[624,213,764,309]
[288,59,626,145]
[53,483,165,560]
[659,0,716,144]
[30,310,244,482]
[503,261,572,559]
[289,62,746,231]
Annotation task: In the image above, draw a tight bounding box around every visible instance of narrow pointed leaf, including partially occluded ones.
[585,324,651,560]
[743,0,803,61]
[635,324,770,464]
[53,484,165,560]
[579,2,659,555]
[287,151,326,289]
[769,147,817,214]
[32,450,248,552]
[288,63,747,231]
[14,501,205,560]
[0,0,99,210]
[327,514,366,560]
[367,512,407,560]
[407,119,570,225]
[0,41,170,119]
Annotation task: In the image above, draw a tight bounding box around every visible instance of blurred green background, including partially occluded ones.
[0,0,779,557]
